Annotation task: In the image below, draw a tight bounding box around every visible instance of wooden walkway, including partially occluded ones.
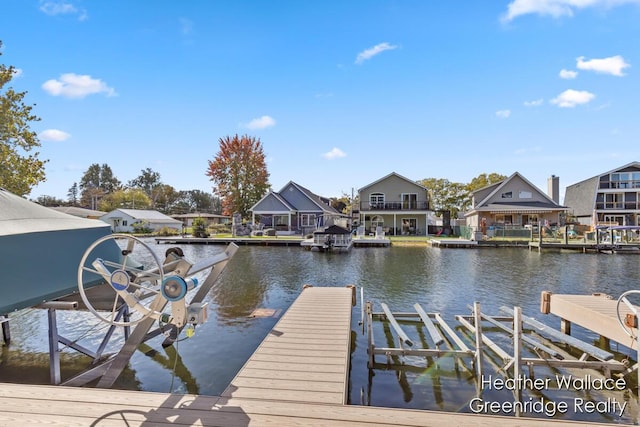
[0,382,616,426]
[0,287,631,425]
[222,285,353,404]
[543,292,639,347]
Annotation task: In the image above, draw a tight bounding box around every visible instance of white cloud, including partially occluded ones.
[501,0,640,23]
[524,98,544,107]
[245,115,276,130]
[322,147,347,160]
[39,129,71,141]
[576,55,630,76]
[550,89,595,107]
[355,42,398,64]
[42,73,116,98]
[496,109,511,119]
[39,1,87,21]
[559,69,578,79]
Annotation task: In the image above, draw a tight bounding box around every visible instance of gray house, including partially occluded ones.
[564,161,640,227]
[357,172,432,235]
[250,181,346,235]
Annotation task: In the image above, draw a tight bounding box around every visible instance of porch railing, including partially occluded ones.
[359,201,430,211]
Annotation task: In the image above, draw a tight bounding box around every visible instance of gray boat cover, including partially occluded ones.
[0,188,113,313]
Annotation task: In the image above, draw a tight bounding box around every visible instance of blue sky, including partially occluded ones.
[2,0,640,203]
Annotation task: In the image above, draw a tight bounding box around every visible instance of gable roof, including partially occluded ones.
[251,190,296,212]
[103,209,182,224]
[358,172,428,193]
[280,181,341,214]
[473,172,563,208]
[466,172,567,216]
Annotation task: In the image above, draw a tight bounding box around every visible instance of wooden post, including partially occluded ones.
[1,315,10,345]
[560,318,571,335]
[366,301,375,369]
[473,302,484,386]
[540,291,551,314]
[513,306,523,407]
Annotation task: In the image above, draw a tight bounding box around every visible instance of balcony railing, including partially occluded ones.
[599,180,640,189]
[595,202,640,210]
[359,201,430,211]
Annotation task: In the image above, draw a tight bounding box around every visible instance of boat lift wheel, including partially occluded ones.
[77,234,165,327]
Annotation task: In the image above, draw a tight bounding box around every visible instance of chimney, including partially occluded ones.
[547,175,559,203]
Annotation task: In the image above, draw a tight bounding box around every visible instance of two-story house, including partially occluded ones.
[357,172,432,236]
[564,161,640,227]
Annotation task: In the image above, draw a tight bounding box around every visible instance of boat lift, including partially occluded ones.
[39,234,238,387]
[365,296,632,402]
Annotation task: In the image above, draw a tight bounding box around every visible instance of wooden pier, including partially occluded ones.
[0,287,632,425]
[222,285,354,404]
[155,236,304,246]
[541,291,639,348]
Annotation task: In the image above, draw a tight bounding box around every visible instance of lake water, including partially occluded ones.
[1,240,639,424]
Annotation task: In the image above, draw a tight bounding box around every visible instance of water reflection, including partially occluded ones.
[2,241,640,423]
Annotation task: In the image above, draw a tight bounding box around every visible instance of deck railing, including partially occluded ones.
[359,201,430,211]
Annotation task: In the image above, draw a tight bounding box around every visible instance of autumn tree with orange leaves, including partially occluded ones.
[206,134,270,218]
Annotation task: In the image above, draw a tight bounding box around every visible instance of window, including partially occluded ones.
[122,220,128,226]
[605,193,623,209]
[301,214,316,227]
[495,214,513,224]
[371,215,384,230]
[519,191,532,199]
[501,192,512,199]
[402,193,417,209]
[369,193,385,208]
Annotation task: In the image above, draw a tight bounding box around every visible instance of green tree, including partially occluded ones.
[35,194,65,206]
[98,188,151,211]
[0,41,46,195]
[419,178,469,218]
[128,167,163,207]
[466,172,507,193]
[79,163,121,207]
[67,182,79,206]
[206,134,270,218]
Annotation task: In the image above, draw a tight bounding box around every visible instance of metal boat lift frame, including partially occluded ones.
[39,243,238,388]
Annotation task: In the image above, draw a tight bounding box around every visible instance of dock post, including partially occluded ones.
[47,308,61,385]
[560,318,571,335]
[472,302,484,385]
[366,301,375,369]
[513,306,523,406]
[1,315,9,344]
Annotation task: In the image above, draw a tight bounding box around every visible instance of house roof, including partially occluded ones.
[358,172,428,193]
[474,172,564,209]
[104,209,182,224]
[251,181,343,216]
[281,181,342,214]
[466,172,567,217]
[49,206,106,218]
[171,213,229,219]
[1,188,109,236]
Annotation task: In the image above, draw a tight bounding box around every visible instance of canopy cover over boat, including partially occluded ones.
[0,188,113,313]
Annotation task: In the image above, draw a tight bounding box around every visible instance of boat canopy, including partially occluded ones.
[0,189,114,313]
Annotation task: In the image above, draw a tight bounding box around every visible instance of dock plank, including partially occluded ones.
[0,382,614,426]
[222,286,354,405]
[547,293,638,347]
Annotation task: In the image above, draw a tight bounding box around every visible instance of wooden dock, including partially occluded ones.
[155,236,304,246]
[542,292,638,348]
[0,381,615,426]
[0,286,631,425]
[222,285,353,404]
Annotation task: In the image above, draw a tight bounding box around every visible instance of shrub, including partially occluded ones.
[156,226,180,236]
[131,220,152,234]
[192,217,210,238]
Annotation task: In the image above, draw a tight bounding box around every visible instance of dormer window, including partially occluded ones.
[501,191,512,199]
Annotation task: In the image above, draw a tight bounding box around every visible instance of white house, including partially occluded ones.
[100,209,183,233]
